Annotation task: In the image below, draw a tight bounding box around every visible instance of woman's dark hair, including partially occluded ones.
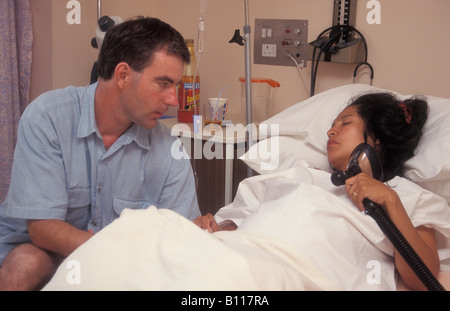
[349,92,429,181]
[97,16,191,80]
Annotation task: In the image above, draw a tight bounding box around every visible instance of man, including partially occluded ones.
[0,17,200,290]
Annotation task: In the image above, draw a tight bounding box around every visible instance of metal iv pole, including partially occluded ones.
[230,1,253,177]
[243,0,254,177]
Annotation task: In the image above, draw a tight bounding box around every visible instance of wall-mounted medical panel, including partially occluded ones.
[254,18,308,67]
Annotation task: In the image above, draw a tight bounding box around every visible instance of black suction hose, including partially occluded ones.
[332,143,445,291]
[363,199,445,291]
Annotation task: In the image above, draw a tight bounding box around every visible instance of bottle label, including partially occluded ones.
[178,82,200,110]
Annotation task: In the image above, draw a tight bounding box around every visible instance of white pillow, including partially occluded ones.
[241,84,450,202]
[241,136,332,174]
[262,84,405,153]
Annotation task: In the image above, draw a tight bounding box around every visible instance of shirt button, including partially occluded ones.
[91,220,97,226]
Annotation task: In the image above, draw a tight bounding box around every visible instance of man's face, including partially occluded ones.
[122,50,183,129]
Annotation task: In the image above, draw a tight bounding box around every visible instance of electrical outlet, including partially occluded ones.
[254,18,308,67]
[262,44,277,57]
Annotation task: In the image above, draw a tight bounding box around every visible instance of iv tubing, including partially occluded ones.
[192,57,201,117]
[192,60,200,191]
[193,0,206,118]
[191,0,207,191]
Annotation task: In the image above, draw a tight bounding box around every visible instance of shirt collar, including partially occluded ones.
[120,123,152,151]
[77,82,151,151]
[77,83,99,139]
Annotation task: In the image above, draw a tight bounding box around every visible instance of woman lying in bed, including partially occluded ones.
[194,92,440,291]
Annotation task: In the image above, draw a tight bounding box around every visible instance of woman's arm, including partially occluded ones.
[346,173,440,291]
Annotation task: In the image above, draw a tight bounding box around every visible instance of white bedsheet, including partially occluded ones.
[44,163,450,291]
[43,205,339,291]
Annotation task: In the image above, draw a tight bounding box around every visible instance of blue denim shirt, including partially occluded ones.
[0,83,199,248]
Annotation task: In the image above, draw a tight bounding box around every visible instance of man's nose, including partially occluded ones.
[165,85,179,107]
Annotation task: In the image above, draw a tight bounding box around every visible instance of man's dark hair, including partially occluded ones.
[97,16,190,80]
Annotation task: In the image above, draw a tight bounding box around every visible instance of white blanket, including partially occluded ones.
[44,163,450,291]
[43,205,339,291]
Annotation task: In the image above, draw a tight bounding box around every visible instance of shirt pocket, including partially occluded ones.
[66,187,91,230]
[112,197,155,218]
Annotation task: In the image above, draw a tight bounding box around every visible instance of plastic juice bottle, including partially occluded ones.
[177,39,200,123]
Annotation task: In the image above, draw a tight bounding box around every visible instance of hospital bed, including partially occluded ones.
[43,84,450,291]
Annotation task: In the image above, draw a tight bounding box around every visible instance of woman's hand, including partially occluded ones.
[193,214,237,233]
[345,173,400,212]
[193,213,219,232]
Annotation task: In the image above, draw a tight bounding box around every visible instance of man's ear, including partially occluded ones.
[114,62,131,89]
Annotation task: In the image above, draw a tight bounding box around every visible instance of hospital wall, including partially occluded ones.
[30,0,450,118]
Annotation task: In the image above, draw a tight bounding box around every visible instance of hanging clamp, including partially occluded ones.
[229,29,244,46]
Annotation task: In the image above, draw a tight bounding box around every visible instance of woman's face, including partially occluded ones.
[326,105,369,171]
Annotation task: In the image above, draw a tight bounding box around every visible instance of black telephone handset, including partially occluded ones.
[331,142,383,186]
